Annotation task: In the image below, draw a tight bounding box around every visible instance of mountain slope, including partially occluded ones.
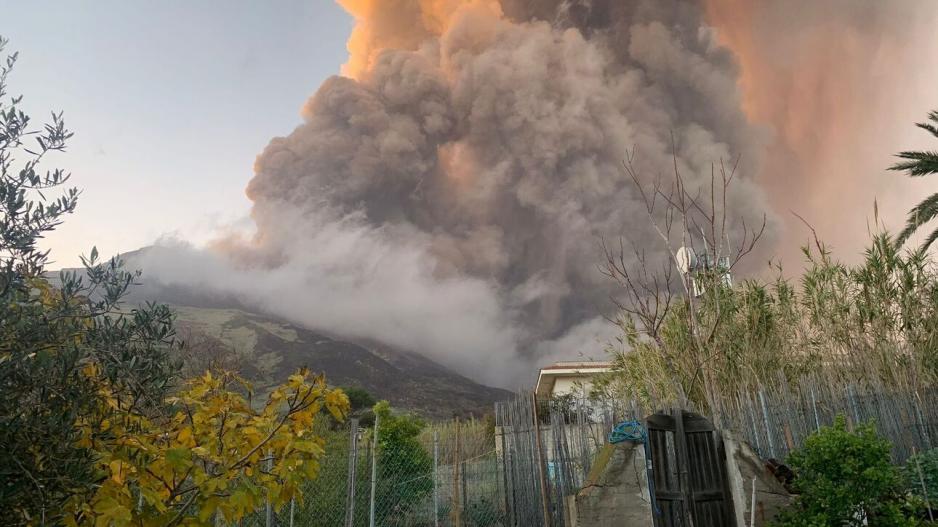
[51,247,513,418]
[171,305,511,419]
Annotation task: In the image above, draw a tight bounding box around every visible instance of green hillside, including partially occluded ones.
[170,305,511,419]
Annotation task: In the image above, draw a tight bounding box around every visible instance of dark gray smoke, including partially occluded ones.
[145,0,775,386]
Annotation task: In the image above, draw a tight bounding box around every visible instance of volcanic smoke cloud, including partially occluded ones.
[144,0,938,386]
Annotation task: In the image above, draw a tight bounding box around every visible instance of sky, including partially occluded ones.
[1,0,353,267]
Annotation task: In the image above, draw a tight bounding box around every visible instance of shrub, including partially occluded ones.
[903,448,938,509]
[373,401,433,524]
[65,369,349,526]
[773,415,915,527]
[342,385,377,413]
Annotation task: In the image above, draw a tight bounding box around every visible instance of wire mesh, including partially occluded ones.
[237,415,510,527]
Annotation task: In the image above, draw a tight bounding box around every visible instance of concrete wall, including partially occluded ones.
[723,431,793,527]
[569,431,792,527]
[573,442,655,527]
[551,377,580,396]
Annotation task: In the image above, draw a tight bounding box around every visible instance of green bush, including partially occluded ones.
[373,401,433,524]
[342,385,377,413]
[773,416,916,527]
[904,448,938,508]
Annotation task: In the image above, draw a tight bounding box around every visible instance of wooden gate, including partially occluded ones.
[646,410,735,527]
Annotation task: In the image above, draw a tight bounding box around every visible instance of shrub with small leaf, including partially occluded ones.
[903,448,938,515]
[773,416,915,527]
[372,401,433,524]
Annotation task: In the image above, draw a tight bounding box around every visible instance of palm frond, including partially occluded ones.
[916,110,938,138]
[918,121,938,138]
[896,191,938,247]
[890,151,938,176]
[893,110,938,248]
[922,226,938,252]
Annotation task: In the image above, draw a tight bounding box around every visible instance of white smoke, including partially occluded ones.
[139,209,526,385]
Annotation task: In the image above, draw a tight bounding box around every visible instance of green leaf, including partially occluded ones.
[165,447,192,469]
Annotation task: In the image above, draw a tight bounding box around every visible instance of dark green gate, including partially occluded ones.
[647,410,735,527]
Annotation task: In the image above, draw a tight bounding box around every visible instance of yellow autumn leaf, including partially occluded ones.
[108,460,130,485]
[176,426,195,447]
[67,368,342,525]
[288,373,305,388]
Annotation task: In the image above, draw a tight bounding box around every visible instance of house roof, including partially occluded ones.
[534,360,613,400]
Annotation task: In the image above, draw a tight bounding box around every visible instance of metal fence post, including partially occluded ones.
[461,459,468,524]
[452,418,462,527]
[369,412,380,527]
[266,450,274,527]
[345,418,360,527]
[497,414,513,527]
[749,477,757,527]
[433,430,440,527]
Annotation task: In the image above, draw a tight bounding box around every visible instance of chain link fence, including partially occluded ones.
[238,415,506,527]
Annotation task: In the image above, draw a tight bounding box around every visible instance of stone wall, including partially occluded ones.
[573,441,655,527]
[723,431,793,526]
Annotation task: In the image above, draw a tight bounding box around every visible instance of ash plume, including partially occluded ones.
[245,0,767,381]
[141,0,938,386]
[147,0,771,385]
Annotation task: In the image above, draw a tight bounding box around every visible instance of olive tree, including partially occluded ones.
[0,37,180,524]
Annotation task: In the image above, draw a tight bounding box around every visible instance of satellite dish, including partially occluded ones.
[675,246,697,274]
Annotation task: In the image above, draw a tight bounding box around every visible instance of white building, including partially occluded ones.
[534,360,613,402]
